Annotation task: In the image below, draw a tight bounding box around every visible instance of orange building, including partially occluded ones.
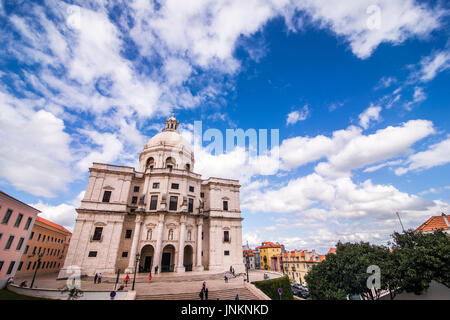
[15,216,71,276]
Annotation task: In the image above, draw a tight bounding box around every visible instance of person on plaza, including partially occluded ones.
[110,290,116,300]
[20,280,28,288]
[98,273,103,283]
[125,274,130,287]
[118,285,125,291]
[199,289,204,300]
[235,294,239,300]
[205,287,209,300]
[7,277,14,285]
[149,273,152,281]
[202,281,206,291]
[224,274,228,283]
[155,265,159,274]
[94,273,98,284]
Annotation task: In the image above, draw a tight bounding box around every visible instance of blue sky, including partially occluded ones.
[0,0,449,253]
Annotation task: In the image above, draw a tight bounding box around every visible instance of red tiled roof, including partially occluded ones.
[243,250,254,256]
[328,248,337,254]
[36,216,71,234]
[319,255,326,262]
[415,215,450,232]
[257,241,283,249]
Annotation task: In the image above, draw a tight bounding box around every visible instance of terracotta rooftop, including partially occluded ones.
[415,215,450,232]
[327,248,337,254]
[36,216,72,234]
[257,241,283,249]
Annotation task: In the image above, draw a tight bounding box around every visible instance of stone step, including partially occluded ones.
[136,288,259,300]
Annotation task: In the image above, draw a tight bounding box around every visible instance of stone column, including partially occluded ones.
[176,216,186,273]
[125,215,143,273]
[194,218,204,271]
[153,213,165,274]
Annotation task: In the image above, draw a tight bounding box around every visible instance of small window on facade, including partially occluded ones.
[171,183,179,189]
[150,195,158,210]
[202,232,204,240]
[27,261,31,270]
[32,246,36,254]
[122,251,128,258]
[187,230,192,241]
[6,261,15,275]
[224,250,230,256]
[200,192,204,198]
[43,235,46,242]
[2,209,13,224]
[188,198,194,213]
[37,233,41,241]
[0,261,3,272]
[92,227,103,241]
[223,201,228,211]
[169,196,178,211]
[153,182,160,189]
[102,190,112,203]
[88,251,97,257]
[189,186,194,192]
[24,245,29,254]
[16,237,24,250]
[224,231,230,242]
[30,231,34,240]
[168,229,174,240]
[14,213,23,227]
[147,229,152,240]
[125,229,132,239]
[5,235,14,250]
[131,196,138,204]
[133,186,140,193]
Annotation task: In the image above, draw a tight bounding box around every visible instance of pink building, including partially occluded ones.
[0,191,40,288]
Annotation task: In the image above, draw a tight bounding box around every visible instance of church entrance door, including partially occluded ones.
[161,253,171,272]
[143,256,152,272]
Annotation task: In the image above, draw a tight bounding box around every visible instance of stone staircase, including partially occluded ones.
[136,287,259,300]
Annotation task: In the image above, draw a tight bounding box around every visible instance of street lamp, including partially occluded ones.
[30,253,43,288]
[244,251,250,283]
[132,253,140,291]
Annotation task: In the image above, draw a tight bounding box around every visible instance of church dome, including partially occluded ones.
[139,115,194,172]
[144,130,192,153]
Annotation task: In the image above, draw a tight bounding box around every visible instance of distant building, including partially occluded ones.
[415,213,450,234]
[0,191,40,288]
[256,242,284,271]
[15,216,71,277]
[281,249,327,285]
[243,249,256,269]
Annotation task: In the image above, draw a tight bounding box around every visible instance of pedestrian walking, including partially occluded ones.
[199,289,204,300]
[202,281,206,291]
[125,274,130,287]
[205,288,209,300]
[98,273,103,283]
[110,290,116,300]
[224,274,228,283]
[149,273,152,281]
[235,294,239,300]
[94,273,98,284]
[155,265,159,274]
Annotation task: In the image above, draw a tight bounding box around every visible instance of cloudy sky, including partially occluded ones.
[1,0,449,253]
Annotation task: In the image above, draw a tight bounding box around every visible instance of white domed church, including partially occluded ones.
[59,115,244,278]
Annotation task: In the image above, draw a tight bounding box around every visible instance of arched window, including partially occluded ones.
[147,229,152,240]
[168,229,174,241]
[185,163,190,171]
[166,157,176,169]
[146,157,155,169]
[187,230,191,241]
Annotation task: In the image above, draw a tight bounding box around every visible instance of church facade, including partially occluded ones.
[58,116,244,278]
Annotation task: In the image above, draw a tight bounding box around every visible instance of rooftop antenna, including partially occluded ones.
[395,211,406,233]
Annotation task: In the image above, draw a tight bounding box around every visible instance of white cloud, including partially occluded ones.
[286,105,310,125]
[417,49,450,82]
[0,92,73,197]
[296,0,443,59]
[31,191,84,231]
[396,135,450,175]
[359,104,382,129]
[315,120,435,177]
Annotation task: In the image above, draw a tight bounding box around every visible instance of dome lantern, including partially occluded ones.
[164,113,179,131]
